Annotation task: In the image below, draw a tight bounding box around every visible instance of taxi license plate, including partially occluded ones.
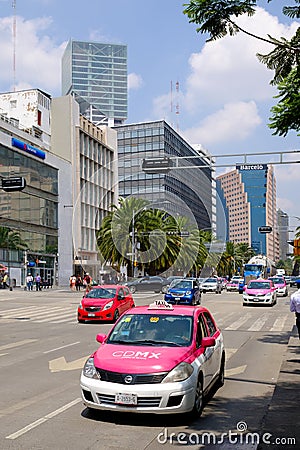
[88,313,96,317]
[174,297,180,301]
[253,298,260,302]
[115,393,137,405]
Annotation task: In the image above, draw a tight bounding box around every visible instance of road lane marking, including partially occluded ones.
[270,315,288,332]
[5,398,82,440]
[225,313,252,330]
[225,365,247,377]
[43,341,80,354]
[248,314,269,331]
[225,348,238,361]
[0,339,38,351]
[49,355,87,372]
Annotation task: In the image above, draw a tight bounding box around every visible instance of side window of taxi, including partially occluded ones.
[203,312,217,336]
[196,314,208,348]
[123,287,130,296]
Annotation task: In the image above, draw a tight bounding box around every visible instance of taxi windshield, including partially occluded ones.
[107,314,193,347]
[85,288,116,299]
[270,278,284,284]
[170,279,193,289]
[248,282,271,290]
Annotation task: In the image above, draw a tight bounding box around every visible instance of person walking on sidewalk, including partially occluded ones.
[26,273,33,291]
[290,281,300,339]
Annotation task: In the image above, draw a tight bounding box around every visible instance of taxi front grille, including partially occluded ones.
[96,369,167,384]
[97,393,162,407]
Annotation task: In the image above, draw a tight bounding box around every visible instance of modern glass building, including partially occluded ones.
[216,164,279,261]
[114,120,213,230]
[61,40,128,126]
[0,111,58,286]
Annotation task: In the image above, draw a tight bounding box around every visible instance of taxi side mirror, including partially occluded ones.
[96,333,107,344]
[202,336,216,348]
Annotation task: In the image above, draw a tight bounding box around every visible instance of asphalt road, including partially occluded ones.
[0,287,295,450]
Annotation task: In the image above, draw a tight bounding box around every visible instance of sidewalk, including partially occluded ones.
[257,326,300,449]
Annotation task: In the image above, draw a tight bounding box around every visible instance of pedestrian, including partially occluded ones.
[35,273,42,291]
[75,275,82,291]
[26,273,33,291]
[83,273,92,293]
[290,281,300,340]
[2,272,9,289]
[69,274,76,291]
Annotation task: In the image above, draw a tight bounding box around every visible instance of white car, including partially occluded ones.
[200,277,222,294]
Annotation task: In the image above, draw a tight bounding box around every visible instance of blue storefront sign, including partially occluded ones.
[11,138,46,160]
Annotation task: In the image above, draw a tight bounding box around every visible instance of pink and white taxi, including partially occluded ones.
[268,276,288,297]
[243,278,277,306]
[80,300,225,416]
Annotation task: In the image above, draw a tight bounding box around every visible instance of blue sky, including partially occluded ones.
[0,0,299,231]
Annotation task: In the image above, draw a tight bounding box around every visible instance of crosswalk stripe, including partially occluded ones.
[270,315,288,332]
[1,306,74,319]
[35,312,76,323]
[248,314,269,331]
[225,313,252,330]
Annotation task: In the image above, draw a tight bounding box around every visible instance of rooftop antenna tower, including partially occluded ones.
[175,80,180,132]
[12,0,16,92]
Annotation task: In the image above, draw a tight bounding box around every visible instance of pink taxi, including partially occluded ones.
[80,300,225,416]
[243,278,277,306]
[268,276,288,297]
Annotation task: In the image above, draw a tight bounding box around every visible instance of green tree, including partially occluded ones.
[0,226,28,250]
[96,197,209,276]
[183,0,300,136]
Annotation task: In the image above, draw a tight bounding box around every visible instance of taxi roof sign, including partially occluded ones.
[148,300,174,310]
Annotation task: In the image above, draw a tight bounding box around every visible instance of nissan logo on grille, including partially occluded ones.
[124,375,133,384]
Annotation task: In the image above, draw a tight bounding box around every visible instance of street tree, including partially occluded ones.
[96,197,209,276]
[0,226,28,250]
[183,0,300,136]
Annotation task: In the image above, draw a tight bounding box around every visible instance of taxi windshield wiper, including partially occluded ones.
[132,339,179,346]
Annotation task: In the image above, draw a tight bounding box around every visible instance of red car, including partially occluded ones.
[78,285,135,323]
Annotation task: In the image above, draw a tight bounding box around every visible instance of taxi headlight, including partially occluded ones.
[82,357,99,379]
[103,301,114,311]
[186,290,191,295]
[162,362,194,383]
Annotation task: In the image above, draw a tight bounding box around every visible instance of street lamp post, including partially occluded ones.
[131,210,135,277]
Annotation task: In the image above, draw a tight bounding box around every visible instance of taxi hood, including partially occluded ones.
[82,297,112,306]
[245,288,272,295]
[93,343,195,374]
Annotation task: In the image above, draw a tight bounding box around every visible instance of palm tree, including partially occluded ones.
[96,198,207,276]
[0,227,28,250]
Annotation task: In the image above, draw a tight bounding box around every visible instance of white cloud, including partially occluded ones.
[182,101,261,145]
[128,72,143,90]
[0,15,66,94]
[150,6,298,149]
[184,7,298,113]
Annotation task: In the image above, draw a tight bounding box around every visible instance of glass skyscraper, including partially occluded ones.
[216,164,279,261]
[114,120,213,231]
[62,40,127,126]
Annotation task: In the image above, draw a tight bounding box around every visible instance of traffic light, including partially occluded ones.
[293,239,300,256]
[1,177,26,192]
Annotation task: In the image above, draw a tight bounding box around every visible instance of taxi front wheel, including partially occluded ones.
[191,377,204,417]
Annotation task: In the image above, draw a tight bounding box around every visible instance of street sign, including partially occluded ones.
[142,157,173,173]
[1,176,26,192]
[258,226,272,233]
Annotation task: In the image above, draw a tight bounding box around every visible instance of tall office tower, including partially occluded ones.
[114,120,213,231]
[62,40,127,126]
[277,209,290,260]
[216,164,279,261]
